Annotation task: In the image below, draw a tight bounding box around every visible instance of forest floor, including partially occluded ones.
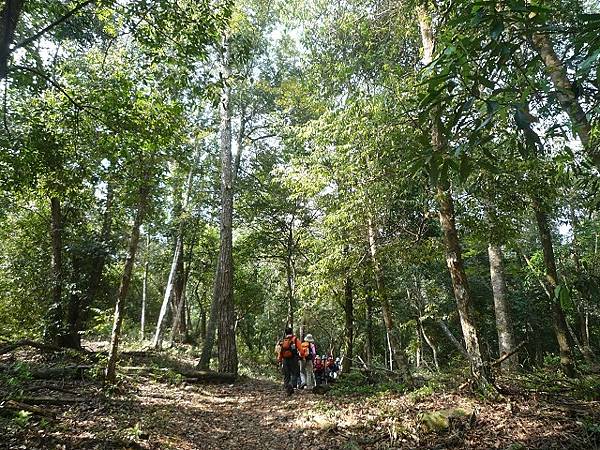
[1,344,600,450]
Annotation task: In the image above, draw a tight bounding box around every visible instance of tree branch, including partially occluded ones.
[12,0,95,52]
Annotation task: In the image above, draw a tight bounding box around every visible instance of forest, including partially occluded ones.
[0,0,599,449]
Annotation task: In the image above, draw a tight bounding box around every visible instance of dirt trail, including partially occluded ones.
[2,368,600,449]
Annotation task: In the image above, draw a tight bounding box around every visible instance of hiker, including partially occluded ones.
[300,334,316,389]
[314,355,325,385]
[325,355,337,382]
[276,327,304,395]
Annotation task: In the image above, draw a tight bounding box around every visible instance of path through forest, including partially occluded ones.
[3,370,600,449]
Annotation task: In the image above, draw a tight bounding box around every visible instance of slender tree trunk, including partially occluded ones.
[342,273,353,373]
[530,33,598,168]
[105,185,148,384]
[488,244,518,372]
[141,234,149,341]
[46,197,64,344]
[285,248,295,329]
[437,319,470,361]
[0,0,24,79]
[367,218,413,386]
[417,3,490,386]
[214,35,237,374]
[531,197,575,377]
[171,242,185,338]
[152,235,183,349]
[420,321,439,371]
[364,287,374,366]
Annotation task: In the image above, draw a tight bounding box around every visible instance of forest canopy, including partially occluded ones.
[0,0,599,448]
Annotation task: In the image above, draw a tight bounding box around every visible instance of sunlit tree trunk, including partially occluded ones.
[488,244,518,372]
[531,197,575,377]
[367,218,413,386]
[152,234,183,349]
[214,35,237,374]
[530,33,598,168]
[105,184,148,384]
[417,2,490,387]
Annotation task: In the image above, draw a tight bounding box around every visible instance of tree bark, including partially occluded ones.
[488,244,518,372]
[0,0,24,79]
[530,33,598,168]
[417,3,490,386]
[367,218,413,386]
[46,197,64,344]
[214,35,237,374]
[531,197,575,377]
[105,184,148,385]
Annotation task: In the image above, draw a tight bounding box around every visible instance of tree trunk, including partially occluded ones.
[367,218,413,386]
[437,319,470,360]
[46,197,63,344]
[0,0,24,79]
[342,273,353,373]
[64,255,83,349]
[364,286,374,366]
[152,234,183,349]
[531,197,575,377]
[530,33,598,168]
[105,185,148,384]
[420,321,439,371]
[417,3,490,386]
[215,35,237,374]
[488,244,518,372]
[141,234,149,341]
[285,248,295,329]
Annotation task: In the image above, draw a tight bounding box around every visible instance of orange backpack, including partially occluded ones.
[301,341,314,360]
[280,336,298,359]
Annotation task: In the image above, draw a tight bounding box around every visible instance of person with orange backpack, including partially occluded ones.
[276,327,304,395]
[299,334,316,389]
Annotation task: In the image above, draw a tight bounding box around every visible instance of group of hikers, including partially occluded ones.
[275,327,340,395]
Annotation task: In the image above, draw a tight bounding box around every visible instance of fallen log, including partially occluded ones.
[29,365,93,380]
[0,400,55,417]
[0,340,65,355]
[120,366,237,383]
[18,396,87,405]
[0,364,92,380]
